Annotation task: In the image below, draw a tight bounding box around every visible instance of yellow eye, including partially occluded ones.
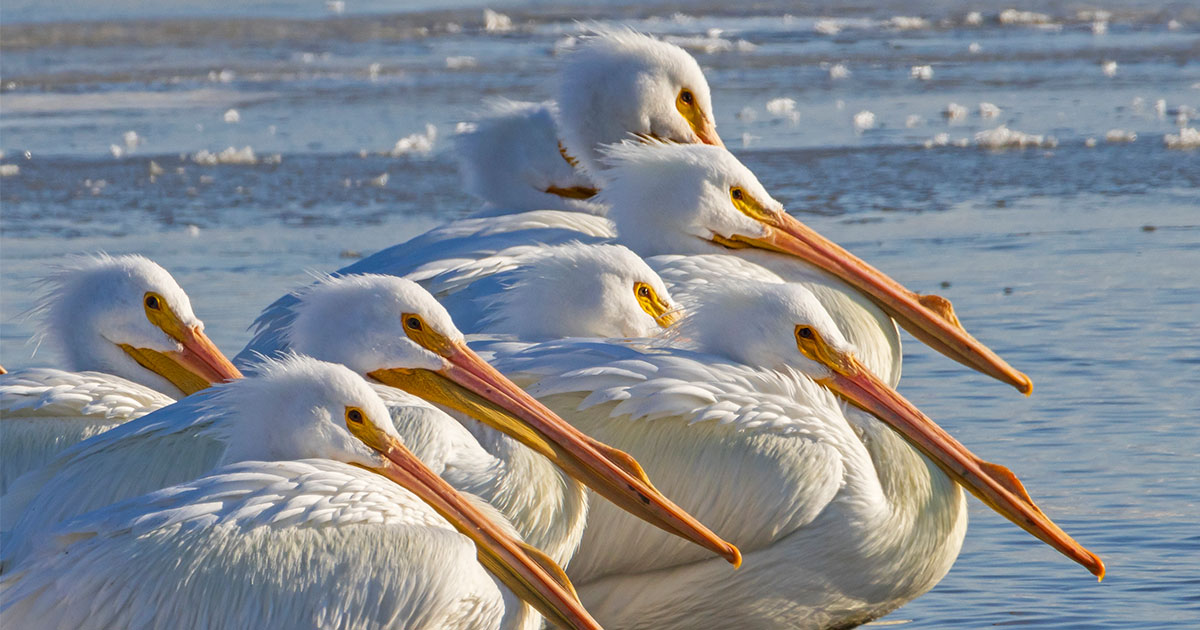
[346,406,365,425]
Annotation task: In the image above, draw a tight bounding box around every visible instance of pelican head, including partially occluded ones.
[600,142,1033,394]
[207,354,602,630]
[557,29,722,178]
[672,281,1104,579]
[284,274,740,567]
[35,254,241,397]
[479,243,678,339]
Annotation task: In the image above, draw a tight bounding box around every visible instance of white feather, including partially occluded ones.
[0,460,537,630]
[0,369,174,492]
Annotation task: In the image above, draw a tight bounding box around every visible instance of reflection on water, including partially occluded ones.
[1,1,1198,627]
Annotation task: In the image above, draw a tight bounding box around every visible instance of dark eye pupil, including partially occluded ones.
[349,409,362,423]
[639,287,650,296]
[145,296,160,309]
[407,317,422,330]
[682,91,693,103]
[799,328,814,339]
[732,189,743,200]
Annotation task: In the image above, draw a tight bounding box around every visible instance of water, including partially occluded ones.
[1,1,1198,627]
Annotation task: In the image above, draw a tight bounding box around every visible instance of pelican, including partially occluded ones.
[481,280,1103,629]
[245,272,684,565]
[239,243,677,363]
[0,254,241,491]
[0,355,600,630]
[246,142,1028,395]
[2,275,736,572]
[455,28,722,213]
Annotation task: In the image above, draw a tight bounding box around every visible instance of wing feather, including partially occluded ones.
[1,460,511,630]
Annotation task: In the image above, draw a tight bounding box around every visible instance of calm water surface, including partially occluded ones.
[1,1,1197,627]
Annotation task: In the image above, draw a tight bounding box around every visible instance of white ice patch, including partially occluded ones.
[943,102,968,121]
[1105,129,1137,143]
[853,110,876,133]
[1165,127,1200,149]
[910,65,933,80]
[390,123,437,156]
[975,125,1057,149]
[483,9,512,32]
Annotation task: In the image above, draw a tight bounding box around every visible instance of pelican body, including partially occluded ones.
[5,275,735,576]
[0,356,601,630]
[281,141,1029,395]
[477,280,1100,629]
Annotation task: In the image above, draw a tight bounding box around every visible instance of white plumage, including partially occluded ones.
[244,273,706,566]
[455,29,722,213]
[475,280,1101,629]
[0,254,239,491]
[0,356,593,630]
[240,243,676,366]
[1,459,533,630]
[0,369,172,493]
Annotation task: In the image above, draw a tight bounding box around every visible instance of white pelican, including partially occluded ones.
[3,275,736,571]
[0,254,241,491]
[246,273,692,566]
[455,28,722,213]
[0,355,600,630]
[481,280,1103,629]
[239,243,677,364]
[247,142,1028,395]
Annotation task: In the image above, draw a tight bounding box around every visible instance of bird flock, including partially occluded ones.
[0,28,1103,630]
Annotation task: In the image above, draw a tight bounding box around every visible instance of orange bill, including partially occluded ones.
[729,208,1032,395]
[369,335,741,568]
[365,435,602,630]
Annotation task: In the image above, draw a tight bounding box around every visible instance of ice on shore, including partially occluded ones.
[391,123,437,156]
[814,19,842,35]
[483,9,512,32]
[445,56,477,69]
[1101,60,1118,77]
[1164,127,1200,149]
[853,110,876,133]
[192,146,261,165]
[223,109,240,123]
[828,63,850,79]
[1105,129,1137,143]
[975,125,1057,148]
[910,65,933,81]
[943,102,968,121]
[999,9,1053,26]
[979,102,1001,118]
[766,98,800,123]
[889,16,930,30]
[0,164,19,176]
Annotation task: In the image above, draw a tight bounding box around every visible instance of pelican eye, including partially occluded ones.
[679,89,694,105]
[405,316,423,331]
[144,294,162,310]
[731,187,744,201]
[637,284,651,298]
[797,327,815,340]
[346,407,365,424]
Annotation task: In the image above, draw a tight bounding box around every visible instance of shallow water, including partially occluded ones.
[1,1,1198,627]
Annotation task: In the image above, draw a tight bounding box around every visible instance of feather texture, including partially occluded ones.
[1,459,535,630]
